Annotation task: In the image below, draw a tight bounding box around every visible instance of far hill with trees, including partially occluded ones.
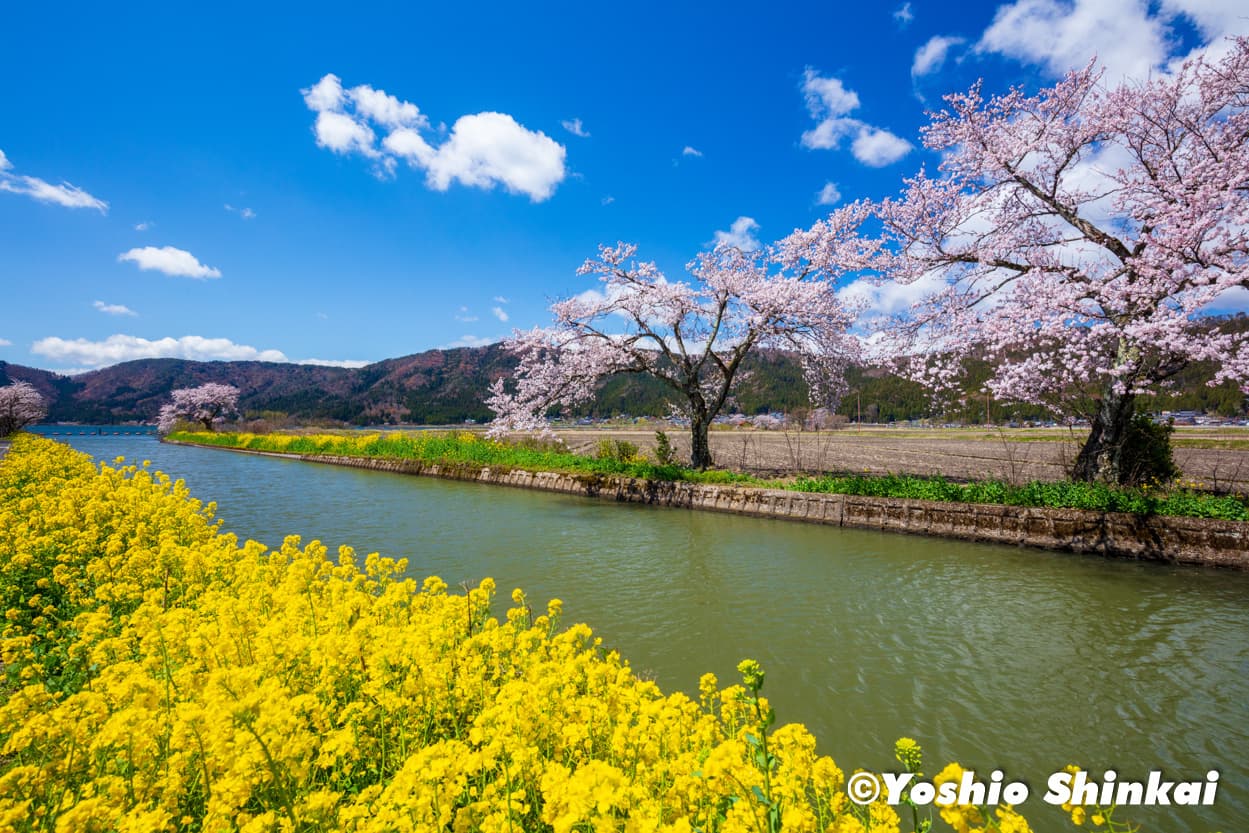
[3,315,1245,429]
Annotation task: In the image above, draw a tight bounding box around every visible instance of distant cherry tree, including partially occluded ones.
[157,383,241,434]
[487,233,865,469]
[0,381,47,436]
[846,39,1249,483]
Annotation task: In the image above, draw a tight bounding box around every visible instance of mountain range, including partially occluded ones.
[2,346,518,425]
[0,345,846,425]
[3,324,1245,426]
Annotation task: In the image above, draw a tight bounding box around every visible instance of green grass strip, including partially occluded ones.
[166,430,762,487]
[790,473,1249,521]
[167,430,1249,521]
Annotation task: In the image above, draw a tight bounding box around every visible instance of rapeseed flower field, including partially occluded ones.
[1,435,1110,831]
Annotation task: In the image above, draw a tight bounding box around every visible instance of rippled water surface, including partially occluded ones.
[57,433,1249,832]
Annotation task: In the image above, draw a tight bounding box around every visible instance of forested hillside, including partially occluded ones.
[4,314,1245,425]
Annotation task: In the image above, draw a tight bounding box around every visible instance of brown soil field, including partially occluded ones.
[553,426,1249,491]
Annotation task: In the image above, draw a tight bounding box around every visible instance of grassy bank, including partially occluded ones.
[790,473,1249,520]
[167,429,762,486]
[169,430,1249,521]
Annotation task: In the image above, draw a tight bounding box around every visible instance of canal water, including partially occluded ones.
[50,431,1249,832]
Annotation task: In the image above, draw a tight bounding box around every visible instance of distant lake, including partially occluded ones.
[30,424,157,436]
[48,431,1249,833]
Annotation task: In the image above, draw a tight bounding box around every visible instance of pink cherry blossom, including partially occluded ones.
[0,381,47,436]
[842,38,1249,482]
[488,236,862,468]
[157,383,240,433]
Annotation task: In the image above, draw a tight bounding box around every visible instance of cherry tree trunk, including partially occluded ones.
[689,414,713,470]
[1072,392,1137,484]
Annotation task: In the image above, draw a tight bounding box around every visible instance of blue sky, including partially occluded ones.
[1,0,1243,373]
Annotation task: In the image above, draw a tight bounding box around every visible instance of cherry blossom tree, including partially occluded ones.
[855,39,1249,483]
[487,232,865,469]
[157,383,241,434]
[0,381,47,436]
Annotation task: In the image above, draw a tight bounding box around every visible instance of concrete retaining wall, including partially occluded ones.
[167,441,1249,569]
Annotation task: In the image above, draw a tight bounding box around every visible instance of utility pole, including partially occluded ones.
[857,393,861,434]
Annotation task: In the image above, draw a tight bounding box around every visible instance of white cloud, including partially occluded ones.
[816,182,842,205]
[601,195,615,205]
[423,112,566,201]
[118,246,222,279]
[313,110,381,158]
[973,0,1249,83]
[894,2,914,24]
[839,271,951,320]
[800,118,859,151]
[455,306,479,322]
[0,178,109,211]
[302,73,345,112]
[803,73,860,121]
[0,150,108,212]
[443,335,499,349]
[382,127,436,166]
[0,338,11,347]
[562,118,590,137]
[1205,286,1249,313]
[493,296,509,304]
[224,204,256,219]
[302,73,567,202]
[682,146,703,157]
[851,127,915,167]
[913,35,966,76]
[316,312,329,320]
[93,300,137,317]
[800,69,913,166]
[491,306,510,322]
[712,216,761,252]
[31,335,289,367]
[30,333,368,369]
[1161,0,1249,42]
[978,0,1165,82]
[299,358,371,368]
[134,221,152,231]
[573,287,610,308]
[350,83,428,129]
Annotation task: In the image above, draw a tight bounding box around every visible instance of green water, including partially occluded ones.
[63,434,1249,832]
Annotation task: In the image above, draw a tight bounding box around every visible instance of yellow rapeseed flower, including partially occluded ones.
[0,435,1058,833]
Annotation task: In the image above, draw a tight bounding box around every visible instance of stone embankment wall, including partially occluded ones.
[167,441,1248,569]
